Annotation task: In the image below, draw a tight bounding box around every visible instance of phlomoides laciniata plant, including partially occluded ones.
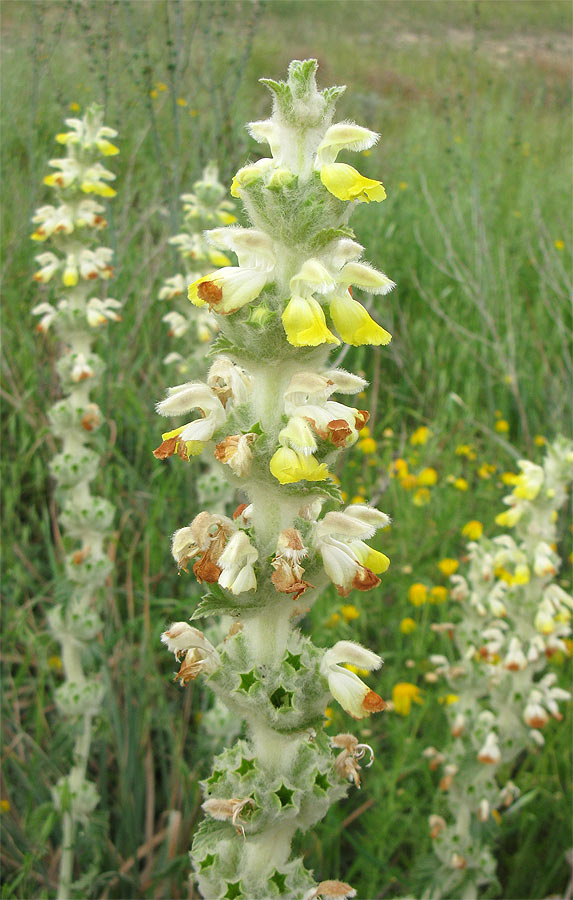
[31,105,120,900]
[157,164,238,515]
[155,60,396,900]
[423,439,572,900]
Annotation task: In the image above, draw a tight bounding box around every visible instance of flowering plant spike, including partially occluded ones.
[32,104,120,899]
[424,438,572,899]
[157,60,394,898]
[157,164,237,512]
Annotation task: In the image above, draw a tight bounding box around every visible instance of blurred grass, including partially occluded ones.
[1,1,571,897]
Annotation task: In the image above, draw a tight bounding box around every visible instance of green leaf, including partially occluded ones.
[309,226,356,252]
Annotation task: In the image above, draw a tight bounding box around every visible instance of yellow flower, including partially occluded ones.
[156,82,168,92]
[400,617,417,634]
[462,520,483,540]
[341,604,360,622]
[398,180,408,190]
[344,663,370,676]
[410,426,431,446]
[358,437,377,454]
[455,444,472,457]
[477,463,496,479]
[269,446,330,484]
[149,89,159,99]
[418,467,438,486]
[48,655,63,671]
[534,435,547,447]
[0,799,10,813]
[408,583,428,606]
[97,140,119,156]
[554,239,565,251]
[501,471,519,485]
[190,108,199,117]
[324,706,334,727]
[320,163,386,203]
[400,474,418,491]
[282,295,339,347]
[329,291,391,346]
[326,612,341,627]
[413,487,431,506]
[429,585,448,604]
[177,97,188,107]
[438,558,458,576]
[453,477,468,491]
[438,694,459,705]
[392,682,423,716]
[341,491,348,501]
[359,426,370,437]
[390,458,408,477]
[68,101,81,112]
[357,485,366,496]
[383,427,393,438]
[495,419,509,434]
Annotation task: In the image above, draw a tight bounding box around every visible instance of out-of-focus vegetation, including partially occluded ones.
[1,1,571,897]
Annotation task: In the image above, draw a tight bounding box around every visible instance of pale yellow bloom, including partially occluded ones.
[408,583,427,606]
[269,446,330,484]
[400,617,417,634]
[392,682,422,716]
[282,295,339,347]
[462,520,483,540]
[410,426,431,446]
[413,487,431,506]
[320,163,386,203]
[438,558,458,576]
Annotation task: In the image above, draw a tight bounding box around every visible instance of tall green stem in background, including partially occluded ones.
[31,106,120,899]
[157,60,396,898]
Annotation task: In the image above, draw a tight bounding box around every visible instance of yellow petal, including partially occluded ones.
[97,140,120,156]
[320,163,386,203]
[282,295,339,347]
[269,446,330,485]
[329,292,391,346]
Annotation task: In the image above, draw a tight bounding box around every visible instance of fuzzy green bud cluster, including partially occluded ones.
[157,61,394,899]
[31,104,120,897]
[423,438,572,899]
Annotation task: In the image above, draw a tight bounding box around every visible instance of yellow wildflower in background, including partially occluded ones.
[418,467,438,486]
[410,426,431,446]
[48,655,63,671]
[341,604,360,622]
[453,477,468,491]
[359,426,370,437]
[438,558,458,576]
[358,437,377,454]
[150,89,159,99]
[462,520,483,540]
[495,419,509,434]
[324,706,334,727]
[398,180,408,190]
[477,463,496,479]
[413,487,431,506]
[68,102,81,112]
[400,617,417,634]
[156,82,168,92]
[400,474,418,491]
[177,98,188,107]
[455,444,476,460]
[0,800,10,813]
[534,435,547,447]
[408,583,428,606]
[554,239,565,251]
[438,694,460,705]
[326,612,341,627]
[391,458,409,477]
[429,586,448,604]
[392,682,423,716]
